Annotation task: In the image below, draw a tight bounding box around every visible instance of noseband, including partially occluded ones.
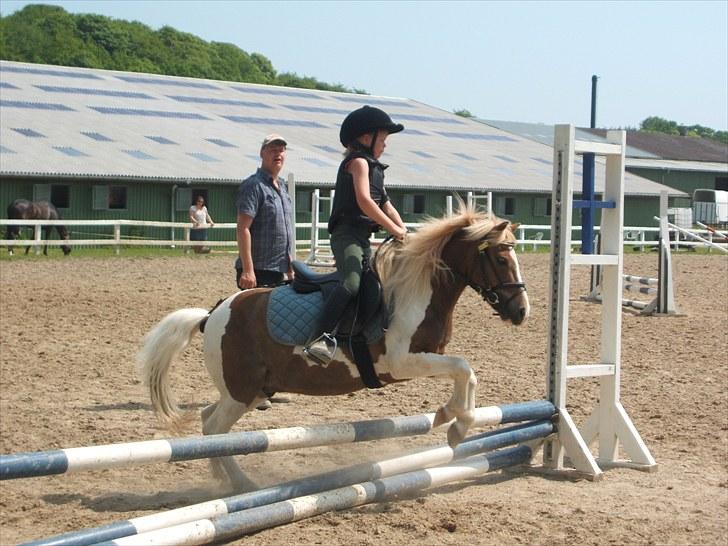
[464,239,527,315]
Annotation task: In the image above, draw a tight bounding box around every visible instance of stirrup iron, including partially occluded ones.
[304,333,338,365]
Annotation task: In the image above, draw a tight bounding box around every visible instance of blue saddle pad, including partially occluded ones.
[266,284,387,347]
[267,285,323,346]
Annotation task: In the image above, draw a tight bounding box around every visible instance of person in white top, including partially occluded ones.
[189,195,214,253]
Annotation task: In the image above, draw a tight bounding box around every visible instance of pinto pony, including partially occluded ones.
[6,199,72,255]
[137,208,529,488]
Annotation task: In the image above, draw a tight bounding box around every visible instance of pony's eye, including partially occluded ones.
[497,256,507,265]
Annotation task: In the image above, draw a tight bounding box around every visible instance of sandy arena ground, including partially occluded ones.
[0,250,726,545]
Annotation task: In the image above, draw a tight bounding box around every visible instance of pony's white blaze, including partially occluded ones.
[202,294,236,398]
[510,247,530,318]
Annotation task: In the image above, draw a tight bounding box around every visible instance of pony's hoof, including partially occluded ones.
[433,405,455,428]
[447,421,468,448]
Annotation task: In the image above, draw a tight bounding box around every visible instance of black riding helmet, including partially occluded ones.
[339,105,405,148]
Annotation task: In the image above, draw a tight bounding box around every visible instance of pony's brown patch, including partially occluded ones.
[220,290,389,399]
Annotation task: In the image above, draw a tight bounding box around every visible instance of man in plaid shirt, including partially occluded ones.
[235,134,294,289]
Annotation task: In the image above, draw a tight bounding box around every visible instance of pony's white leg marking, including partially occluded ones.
[200,294,260,490]
[202,394,259,491]
[380,285,432,372]
[202,295,236,399]
[382,285,475,446]
[201,402,218,422]
[201,395,249,436]
[384,351,476,447]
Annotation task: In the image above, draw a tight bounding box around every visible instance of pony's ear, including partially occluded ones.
[509,222,521,232]
[494,220,510,231]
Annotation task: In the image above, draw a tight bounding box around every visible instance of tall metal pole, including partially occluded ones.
[581,75,598,253]
[590,75,598,128]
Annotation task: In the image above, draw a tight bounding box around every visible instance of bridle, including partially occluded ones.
[463,239,527,315]
[374,233,526,317]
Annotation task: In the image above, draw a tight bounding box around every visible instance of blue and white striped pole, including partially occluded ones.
[98,445,536,546]
[23,419,553,546]
[2,400,555,480]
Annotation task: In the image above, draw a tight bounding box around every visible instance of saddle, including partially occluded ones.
[290,260,387,388]
[291,261,385,337]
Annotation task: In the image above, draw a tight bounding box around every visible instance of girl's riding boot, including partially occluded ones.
[304,285,353,364]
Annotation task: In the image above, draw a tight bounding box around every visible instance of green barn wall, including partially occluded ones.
[1,178,242,241]
[3,177,666,245]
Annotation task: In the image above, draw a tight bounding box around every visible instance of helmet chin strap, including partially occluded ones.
[349,130,380,156]
[367,130,377,156]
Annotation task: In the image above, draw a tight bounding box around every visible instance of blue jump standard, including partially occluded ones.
[1,400,556,481]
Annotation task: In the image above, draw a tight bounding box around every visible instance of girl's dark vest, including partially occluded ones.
[328,152,389,233]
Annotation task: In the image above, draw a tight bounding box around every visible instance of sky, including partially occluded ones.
[2,0,727,131]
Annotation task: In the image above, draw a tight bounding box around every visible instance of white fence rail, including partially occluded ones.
[1,218,726,255]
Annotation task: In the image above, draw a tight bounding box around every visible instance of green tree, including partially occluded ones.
[0,3,364,94]
[454,109,475,118]
[639,116,727,144]
[640,116,680,135]
[0,4,93,66]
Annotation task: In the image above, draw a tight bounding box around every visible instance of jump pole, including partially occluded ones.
[696,221,728,240]
[98,445,536,546]
[26,419,554,546]
[1,400,554,481]
[658,218,728,253]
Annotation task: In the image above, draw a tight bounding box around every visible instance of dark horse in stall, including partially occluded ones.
[6,199,72,255]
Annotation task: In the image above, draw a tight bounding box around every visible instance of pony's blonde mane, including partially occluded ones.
[376,205,513,310]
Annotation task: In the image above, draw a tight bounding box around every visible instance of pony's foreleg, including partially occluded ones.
[385,352,477,448]
[437,360,477,447]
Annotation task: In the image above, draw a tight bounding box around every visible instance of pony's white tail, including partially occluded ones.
[136,308,209,429]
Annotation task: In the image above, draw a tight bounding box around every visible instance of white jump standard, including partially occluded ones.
[543,125,657,478]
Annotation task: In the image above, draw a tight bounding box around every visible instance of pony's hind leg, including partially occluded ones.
[201,394,261,491]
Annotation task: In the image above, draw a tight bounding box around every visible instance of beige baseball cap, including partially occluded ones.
[261,133,287,150]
